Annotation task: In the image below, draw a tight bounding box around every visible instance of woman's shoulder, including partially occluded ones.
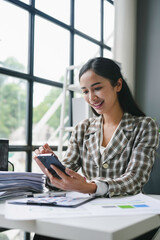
[72,116,102,138]
[123,112,159,131]
[75,116,101,129]
[134,114,157,126]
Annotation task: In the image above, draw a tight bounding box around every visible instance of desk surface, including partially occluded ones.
[0,195,160,240]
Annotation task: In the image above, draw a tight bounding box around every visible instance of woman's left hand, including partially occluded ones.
[45,166,97,194]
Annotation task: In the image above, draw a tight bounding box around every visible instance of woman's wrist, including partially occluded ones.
[87,182,97,194]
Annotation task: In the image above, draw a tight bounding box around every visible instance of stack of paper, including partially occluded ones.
[0,171,45,200]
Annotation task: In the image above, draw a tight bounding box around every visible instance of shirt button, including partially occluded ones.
[103,163,109,169]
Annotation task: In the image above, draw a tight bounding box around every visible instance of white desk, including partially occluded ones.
[0,195,160,240]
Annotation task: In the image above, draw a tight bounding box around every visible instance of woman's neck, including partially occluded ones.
[102,109,124,128]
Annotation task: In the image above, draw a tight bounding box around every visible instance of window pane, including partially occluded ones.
[103,48,113,59]
[35,0,70,24]
[20,0,30,4]
[9,152,27,172]
[103,1,115,48]
[33,82,67,146]
[75,0,100,40]
[0,75,27,145]
[32,151,42,173]
[74,36,100,66]
[0,2,29,73]
[34,16,70,81]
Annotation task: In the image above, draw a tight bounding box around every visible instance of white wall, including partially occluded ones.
[113,0,137,96]
[135,0,160,121]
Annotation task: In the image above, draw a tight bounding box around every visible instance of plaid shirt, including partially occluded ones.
[63,113,159,197]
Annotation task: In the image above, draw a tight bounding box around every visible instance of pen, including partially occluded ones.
[27,200,58,206]
[8,201,58,206]
[26,192,66,198]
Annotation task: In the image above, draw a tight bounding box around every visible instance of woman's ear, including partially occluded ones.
[116,78,123,92]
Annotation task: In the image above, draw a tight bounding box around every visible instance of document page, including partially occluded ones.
[0,171,45,200]
[8,192,95,208]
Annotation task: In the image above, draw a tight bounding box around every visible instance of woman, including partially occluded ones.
[34,57,159,239]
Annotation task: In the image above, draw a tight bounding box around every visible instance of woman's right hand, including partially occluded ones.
[34,143,53,155]
[33,143,54,174]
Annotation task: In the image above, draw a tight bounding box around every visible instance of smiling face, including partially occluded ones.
[80,70,122,116]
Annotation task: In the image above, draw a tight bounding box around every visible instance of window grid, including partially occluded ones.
[0,0,114,172]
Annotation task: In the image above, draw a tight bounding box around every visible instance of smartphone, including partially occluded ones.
[37,153,68,179]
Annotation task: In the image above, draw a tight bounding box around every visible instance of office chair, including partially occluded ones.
[143,135,160,194]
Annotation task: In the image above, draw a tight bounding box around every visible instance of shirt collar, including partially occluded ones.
[85,112,135,137]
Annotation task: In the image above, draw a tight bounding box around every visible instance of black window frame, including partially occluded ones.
[0,0,114,173]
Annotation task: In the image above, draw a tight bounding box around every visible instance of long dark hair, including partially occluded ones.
[79,57,145,117]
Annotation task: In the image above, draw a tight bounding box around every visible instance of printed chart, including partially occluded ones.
[85,193,160,216]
